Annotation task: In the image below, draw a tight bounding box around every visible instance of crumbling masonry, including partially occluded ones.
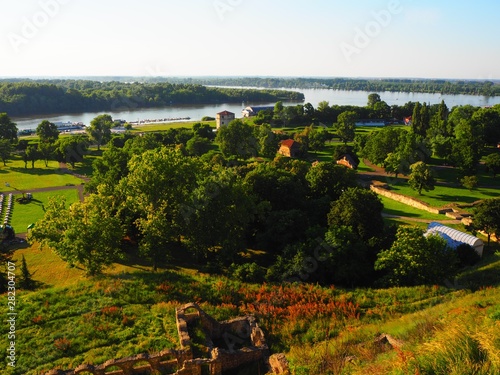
[45,302,289,375]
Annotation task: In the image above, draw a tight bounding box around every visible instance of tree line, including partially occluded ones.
[150,77,500,96]
[0,80,304,116]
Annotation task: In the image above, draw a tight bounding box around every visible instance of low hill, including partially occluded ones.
[1,247,499,374]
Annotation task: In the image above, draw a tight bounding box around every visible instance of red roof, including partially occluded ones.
[280,139,297,148]
[217,110,234,116]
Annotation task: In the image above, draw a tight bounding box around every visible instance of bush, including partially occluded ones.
[231,262,265,283]
[456,243,481,267]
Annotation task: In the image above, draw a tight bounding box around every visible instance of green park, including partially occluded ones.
[0,89,499,375]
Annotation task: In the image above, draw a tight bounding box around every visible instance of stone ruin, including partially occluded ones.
[45,302,289,375]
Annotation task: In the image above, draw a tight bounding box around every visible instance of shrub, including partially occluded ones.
[456,243,481,267]
[54,337,71,352]
[231,262,265,283]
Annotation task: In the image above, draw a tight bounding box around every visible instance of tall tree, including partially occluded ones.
[367,93,382,107]
[375,226,458,286]
[0,113,18,142]
[56,136,88,168]
[25,144,39,168]
[473,198,500,247]
[19,255,35,290]
[306,162,358,201]
[87,114,113,150]
[327,187,384,242]
[36,120,59,143]
[38,142,54,167]
[408,161,435,195]
[0,139,13,166]
[28,195,124,276]
[124,148,202,269]
[256,124,279,159]
[485,153,500,178]
[335,111,357,144]
[215,119,258,159]
[184,167,255,262]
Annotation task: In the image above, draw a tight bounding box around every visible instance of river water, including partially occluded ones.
[12,89,500,131]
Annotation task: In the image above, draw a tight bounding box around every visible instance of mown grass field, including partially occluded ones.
[387,180,500,207]
[9,189,80,234]
[0,156,82,191]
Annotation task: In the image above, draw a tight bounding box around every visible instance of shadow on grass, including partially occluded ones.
[10,167,65,176]
[436,194,478,204]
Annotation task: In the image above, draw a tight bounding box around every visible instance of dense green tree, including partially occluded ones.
[186,135,211,156]
[367,93,381,107]
[408,161,435,195]
[327,187,384,242]
[375,226,458,286]
[86,145,130,194]
[38,142,54,167]
[56,136,88,168]
[484,153,500,177]
[255,124,279,159]
[183,167,255,262]
[431,135,454,162]
[362,127,406,166]
[0,139,13,166]
[86,114,113,150]
[36,120,59,143]
[124,148,202,269]
[28,195,124,276]
[324,226,375,286]
[216,119,258,159]
[24,145,39,168]
[428,100,449,138]
[473,198,500,246]
[411,102,422,135]
[451,137,479,177]
[372,101,391,119]
[306,162,358,201]
[460,175,478,191]
[384,152,408,179]
[472,108,500,146]
[308,126,330,151]
[335,111,357,144]
[0,113,18,142]
[193,123,216,140]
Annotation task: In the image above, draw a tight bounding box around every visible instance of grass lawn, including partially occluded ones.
[12,244,87,288]
[385,179,500,207]
[9,189,80,234]
[130,120,215,133]
[0,156,83,191]
[380,196,447,221]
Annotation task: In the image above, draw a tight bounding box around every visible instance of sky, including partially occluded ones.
[1,0,499,80]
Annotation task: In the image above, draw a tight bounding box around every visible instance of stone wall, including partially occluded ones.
[46,302,288,375]
[370,184,448,214]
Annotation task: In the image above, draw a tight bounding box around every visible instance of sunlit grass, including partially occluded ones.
[10,189,80,233]
[0,156,82,191]
[380,196,447,221]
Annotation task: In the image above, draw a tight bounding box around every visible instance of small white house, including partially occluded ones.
[425,222,484,257]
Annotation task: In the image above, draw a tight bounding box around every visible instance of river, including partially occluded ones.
[12,89,500,131]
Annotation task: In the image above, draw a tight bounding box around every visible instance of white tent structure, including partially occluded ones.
[425,222,484,257]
